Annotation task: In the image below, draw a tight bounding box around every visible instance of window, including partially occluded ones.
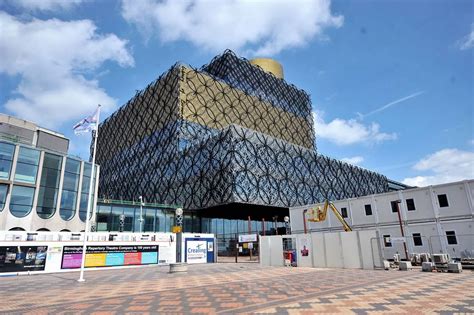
[96,205,111,231]
[79,163,96,222]
[438,194,449,207]
[406,198,416,211]
[14,147,40,184]
[0,184,8,211]
[383,235,392,247]
[9,185,35,217]
[446,231,457,245]
[340,207,348,218]
[413,233,423,246]
[391,201,399,213]
[364,204,372,216]
[0,142,15,179]
[60,158,81,221]
[37,153,62,219]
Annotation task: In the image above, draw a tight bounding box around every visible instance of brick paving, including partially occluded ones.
[0,263,472,314]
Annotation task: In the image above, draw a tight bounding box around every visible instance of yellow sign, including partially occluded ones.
[172,226,182,233]
[85,253,106,267]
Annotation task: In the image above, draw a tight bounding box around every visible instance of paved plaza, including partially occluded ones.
[0,263,473,314]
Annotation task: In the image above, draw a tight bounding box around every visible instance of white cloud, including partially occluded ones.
[121,0,343,56]
[0,12,134,128]
[340,156,364,165]
[4,0,84,11]
[458,24,474,50]
[402,149,474,187]
[313,111,397,145]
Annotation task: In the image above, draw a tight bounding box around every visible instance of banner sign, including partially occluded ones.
[0,246,48,273]
[390,237,406,243]
[186,241,207,264]
[61,245,159,269]
[238,234,257,243]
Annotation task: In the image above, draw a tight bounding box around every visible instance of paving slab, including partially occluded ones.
[0,263,472,314]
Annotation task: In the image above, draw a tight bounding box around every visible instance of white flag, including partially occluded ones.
[73,107,99,135]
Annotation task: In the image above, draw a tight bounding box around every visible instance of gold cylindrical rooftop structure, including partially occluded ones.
[250,58,284,79]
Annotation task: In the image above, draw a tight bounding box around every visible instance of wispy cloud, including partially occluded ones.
[357,91,425,119]
[458,23,474,50]
[340,156,364,165]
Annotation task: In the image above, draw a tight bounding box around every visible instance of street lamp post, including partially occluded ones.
[175,208,183,263]
[138,196,144,233]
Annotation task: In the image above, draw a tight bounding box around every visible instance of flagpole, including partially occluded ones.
[78,105,101,282]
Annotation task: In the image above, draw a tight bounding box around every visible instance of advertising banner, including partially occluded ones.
[186,240,207,264]
[61,245,159,269]
[0,246,48,273]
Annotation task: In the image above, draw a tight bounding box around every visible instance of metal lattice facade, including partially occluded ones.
[95,50,389,210]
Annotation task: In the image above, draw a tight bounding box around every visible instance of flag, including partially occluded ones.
[73,107,100,135]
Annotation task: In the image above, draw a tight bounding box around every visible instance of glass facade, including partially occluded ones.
[95,202,285,239]
[0,139,98,228]
[14,147,40,184]
[96,203,176,232]
[60,158,81,220]
[37,153,62,219]
[0,184,8,211]
[79,163,96,222]
[10,185,35,217]
[0,142,15,179]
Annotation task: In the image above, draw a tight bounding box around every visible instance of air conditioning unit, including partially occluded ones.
[447,262,462,273]
[420,253,430,263]
[399,261,412,271]
[422,262,435,272]
[432,254,450,264]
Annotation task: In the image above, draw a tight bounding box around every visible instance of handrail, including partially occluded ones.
[97,198,181,209]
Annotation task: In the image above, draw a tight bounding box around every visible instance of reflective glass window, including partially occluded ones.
[79,163,97,222]
[123,207,134,231]
[10,185,35,217]
[96,205,111,231]
[60,158,80,220]
[165,212,174,232]
[0,184,8,211]
[156,210,165,232]
[109,206,123,231]
[144,208,156,232]
[0,142,15,179]
[37,153,62,219]
[14,147,40,184]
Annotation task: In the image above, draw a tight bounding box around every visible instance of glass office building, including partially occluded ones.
[0,114,99,232]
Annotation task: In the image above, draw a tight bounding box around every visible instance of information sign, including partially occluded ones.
[238,234,257,243]
[61,245,159,269]
[186,241,207,264]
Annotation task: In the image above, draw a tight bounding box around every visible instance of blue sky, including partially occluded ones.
[0,0,473,186]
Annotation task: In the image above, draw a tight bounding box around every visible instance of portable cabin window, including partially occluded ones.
[390,201,399,213]
[412,233,423,246]
[364,204,372,216]
[406,198,416,211]
[437,194,449,207]
[446,231,457,245]
[340,207,348,218]
[383,235,392,247]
